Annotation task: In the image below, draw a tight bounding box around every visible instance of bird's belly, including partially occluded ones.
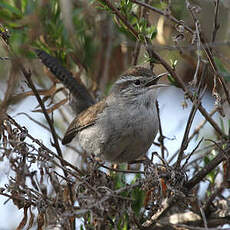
[78,108,158,162]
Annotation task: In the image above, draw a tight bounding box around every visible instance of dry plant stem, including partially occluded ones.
[149,41,230,52]
[176,62,207,168]
[204,184,224,217]
[186,0,230,106]
[0,35,81,210]
[175,98,200,169]
[185,146,229,190]
[142,197,176,228]
[0,63,19,115]
[200,37,230,106]
[211,0,220,44]
[16,112,79,153]
[132,0,149,66]
[133,0,230,107]
[145,37,225,138]
[16,112,57,136]
[21,69,65,159]
[46,158,100,196]
[99,163,145,174]
[168,100,223,165]
[131,4,143,65]
[148,46,225,138]
[132,40,141,65]
[198,200,208,229]
[7,114,83,176]
[156,100,165,160]
[182,138,203,170]
[130,0,193,34]
[192,21,202,85]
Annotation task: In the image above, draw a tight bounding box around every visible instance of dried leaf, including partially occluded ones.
[26,208,35,230]
[16,207,28,230]
[11,191,25,209]
[10,84,57,105]
[144,189,152,207]
[37,212,45,230]
[160,178,167,197]
[32,98,68,113]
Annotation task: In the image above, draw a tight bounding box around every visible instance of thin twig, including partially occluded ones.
[21,68,65,159]
[175,99,200,169]
[186,0,230,107]
[15,112,80,153]
[142,196,177,227]
[130,0,194,33]
[211,0,220,44]
[198,200,208,229]
[168,105,219,165]
[133,0,230,110]
[182,138,203,170]
[185,143,229,190]
[98,0,139,39]
[156,100,165,160]
[7,114,83,175]
[204,184,224,217]
[191,21,201,86]
[176,60,207,168]
[99,163,145,174]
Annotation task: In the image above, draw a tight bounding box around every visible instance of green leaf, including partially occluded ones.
[219,117,225,133]
[0,2,22,17]
[214,57,230,82]
[115,23,137,41]
[131,187,144,214]
[167,74,180,87]
[146,25,157,40]
[9,29,27,54]
[204,151,218,184]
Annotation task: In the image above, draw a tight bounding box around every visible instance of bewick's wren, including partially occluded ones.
[62,66,167,163]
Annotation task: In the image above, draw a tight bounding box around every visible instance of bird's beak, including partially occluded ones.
[145,72,169,88]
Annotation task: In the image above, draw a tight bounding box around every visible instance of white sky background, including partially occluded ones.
[0,85,226,229]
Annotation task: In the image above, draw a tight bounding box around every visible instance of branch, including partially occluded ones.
[98,0,139,39]
[7,114,83,176]
[130,0,194,34]
[133,0,230,111]
[185,145,229,190]
[211,0,220,43]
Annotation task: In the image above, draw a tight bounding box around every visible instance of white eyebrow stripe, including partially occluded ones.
[116,75,142,84]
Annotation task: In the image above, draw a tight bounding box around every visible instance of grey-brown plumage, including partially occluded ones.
[62,66,166,163]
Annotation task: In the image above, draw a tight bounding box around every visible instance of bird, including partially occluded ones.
[61,66,167,163]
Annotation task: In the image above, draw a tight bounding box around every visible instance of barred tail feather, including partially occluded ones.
[35,49,95,113]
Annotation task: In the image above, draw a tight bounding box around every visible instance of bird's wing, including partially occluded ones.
[62,98,107,145]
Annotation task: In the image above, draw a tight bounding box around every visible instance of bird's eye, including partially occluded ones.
[134,80,141,85]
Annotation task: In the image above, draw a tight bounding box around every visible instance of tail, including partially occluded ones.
[35,49,95,114]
